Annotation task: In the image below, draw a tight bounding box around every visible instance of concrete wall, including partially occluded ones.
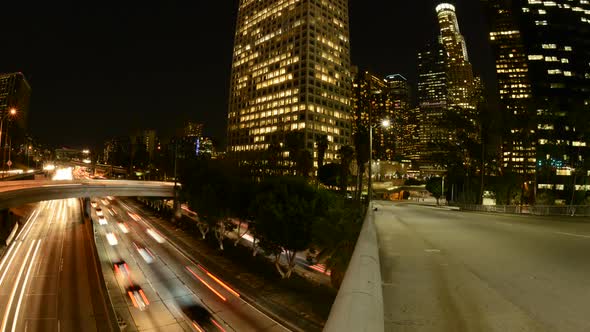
[323,203,384,332]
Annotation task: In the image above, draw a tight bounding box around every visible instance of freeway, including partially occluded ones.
[93,197,290,332]
[0,199,111,332]
[375,201,590,332]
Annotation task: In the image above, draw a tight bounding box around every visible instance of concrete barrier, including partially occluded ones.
[323,203,384,332]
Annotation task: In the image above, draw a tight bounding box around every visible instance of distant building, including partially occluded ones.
[130,129,158,163]
[0,72,30,130]
[227,0,352,164]
[416,41,449,163]
[351,69,400,161]
[384,74,415,158]
[436,3,477,111]
[184,122,203,138]
[484,0,590,197]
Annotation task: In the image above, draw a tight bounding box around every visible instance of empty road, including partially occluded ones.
[375,201,590,332]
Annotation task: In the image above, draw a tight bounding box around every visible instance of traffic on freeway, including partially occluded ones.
[91,196,290,332]
[0,198,110,332]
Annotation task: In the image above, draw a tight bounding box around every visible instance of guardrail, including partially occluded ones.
[323,203,384,332]
[453,204,590,216]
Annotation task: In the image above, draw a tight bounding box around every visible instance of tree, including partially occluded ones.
[297,150,314,178]
[312,191,363,288]
[318,163,340,188]
[316,134,328,171]
[250,177,321,278]
[181,158,234,249]
[426,177,445,205]
[339,145,355,195]
[285,131,305,175]
[353,128,370,201]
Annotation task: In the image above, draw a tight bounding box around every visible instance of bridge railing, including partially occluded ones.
[323,203,384,332]
[452,203,590,216]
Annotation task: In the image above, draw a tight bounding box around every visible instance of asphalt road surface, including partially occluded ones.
[375,201,590,332]
[93,197,290,332]
[0,199,110,332]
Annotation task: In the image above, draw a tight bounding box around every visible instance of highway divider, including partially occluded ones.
[323,202,384,332]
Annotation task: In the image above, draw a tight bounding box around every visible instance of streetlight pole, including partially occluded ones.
[368,105,373,203]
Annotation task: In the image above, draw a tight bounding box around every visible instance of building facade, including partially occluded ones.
[0,72,30,130]
[416,41,449,162]
[351,69,396,161]
[436,3,477,111]
[227,0,352,163]
[484,0,590,198]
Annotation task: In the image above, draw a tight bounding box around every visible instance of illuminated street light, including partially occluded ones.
[9,108,16,116]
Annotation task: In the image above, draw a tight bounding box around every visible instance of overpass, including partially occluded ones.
[0,179,176,209]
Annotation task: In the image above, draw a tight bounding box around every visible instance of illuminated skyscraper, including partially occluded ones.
[484,0,590,197]
[227,0,352,163]
[484,0,534,174]
[436,3,476,111]
[416,41,449,161]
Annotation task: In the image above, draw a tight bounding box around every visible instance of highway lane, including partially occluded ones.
[0,199,108,332]
[375,201,590,332]
[93,197,290,332]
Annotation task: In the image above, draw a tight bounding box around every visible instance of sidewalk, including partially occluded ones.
[128,199,335,332]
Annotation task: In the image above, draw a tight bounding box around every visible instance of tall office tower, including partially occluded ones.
[416,41,449,163]
[384,74,413,158]
[436,3,476,111]
[351,69,396,161]
[227,0,352,163]
[485,1,534,174]
[484,0,590,195]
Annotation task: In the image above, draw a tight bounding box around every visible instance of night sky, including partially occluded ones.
[1,0,494,150]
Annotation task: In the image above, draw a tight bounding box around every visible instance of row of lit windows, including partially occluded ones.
[239,0,300,33]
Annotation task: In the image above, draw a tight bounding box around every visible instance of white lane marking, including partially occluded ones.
[0,242,24,287]
[554,231,590,239]
[424,249,440,253]
[1,241,36,332]
[12,240,42,332]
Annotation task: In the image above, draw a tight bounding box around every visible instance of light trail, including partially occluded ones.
[0,241,36,332]
[11,240,42,332]
[197,265,240,298]
[0,242,23,287]
[186,267,227,302]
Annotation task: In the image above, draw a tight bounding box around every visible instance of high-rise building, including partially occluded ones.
[484,0,534,174]
[483,0,590,195]
[416,41,449,161]
[436,3,477,111]
[227,0,352,163]
[351,69,396,161]
[384,74,414,158]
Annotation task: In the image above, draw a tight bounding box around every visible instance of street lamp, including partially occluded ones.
[367,86,390,202]
[0,108,17,176]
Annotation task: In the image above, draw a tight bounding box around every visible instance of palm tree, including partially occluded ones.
[339,145,355,195]
[353,129,370,200]
[316,134,328,170]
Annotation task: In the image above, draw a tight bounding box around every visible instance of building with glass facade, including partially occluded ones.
[484,0,590,197]
[227,0,352,163]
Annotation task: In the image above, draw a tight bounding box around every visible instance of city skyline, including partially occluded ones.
[0,1,493,150]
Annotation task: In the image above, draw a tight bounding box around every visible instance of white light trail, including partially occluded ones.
[1,241,36,332]
[12,240,42,332]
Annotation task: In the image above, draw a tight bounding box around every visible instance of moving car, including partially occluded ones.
[98,215,108,225]
[127,286,149,311]
[95,208,103,217]
[181,304,221,332]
